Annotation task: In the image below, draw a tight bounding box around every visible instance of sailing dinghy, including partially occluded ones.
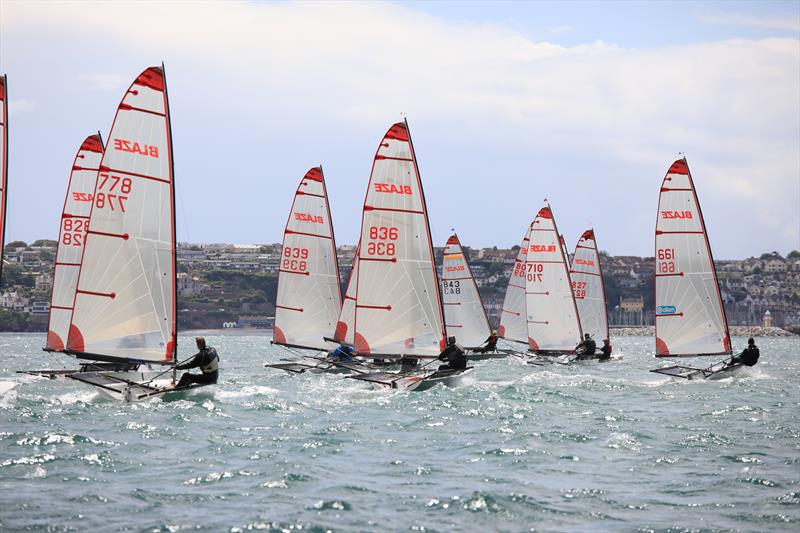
[442,233,496,357]
[649,158,737,380]
[19,135,143,379]
[0,74,8,284]
[525,206,583,364]
[569,229,616,362]
[345,121,472,391]
[51,65,201,401]
[496,226,532,356]
[264,167,363,375]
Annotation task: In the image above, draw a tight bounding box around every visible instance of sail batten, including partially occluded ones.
[442,234,491,348]
[570,229,609,342]
[525,206,582,352]
[353,121,445,357]
[273,167,342,350]
[654,158,730,357]
[66,66,176,364]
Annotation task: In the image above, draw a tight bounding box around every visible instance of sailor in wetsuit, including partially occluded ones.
[327,343,355,362]
[729,337,760,367]
[599,338,613,360]
[175,337,219,388]
[473,330,499,354]
[575,333,597,358]
[438,336,467,371]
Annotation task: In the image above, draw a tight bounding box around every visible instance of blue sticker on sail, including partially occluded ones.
[657,305,677,315]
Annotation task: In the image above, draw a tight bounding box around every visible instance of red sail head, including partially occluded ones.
[537,207,552,219]
[581,229,595,241]
[385,122,409,142]
[446,235,460,245]
[668,159,689,175]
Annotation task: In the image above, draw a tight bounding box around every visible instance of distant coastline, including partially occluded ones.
[609,325,797,337]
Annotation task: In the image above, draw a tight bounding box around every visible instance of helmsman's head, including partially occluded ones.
[748,337,755,346]
[196,336,206,349]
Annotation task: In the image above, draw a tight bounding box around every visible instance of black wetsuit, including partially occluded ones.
[599,343,612,360]
[176,347,219,388]
[474,334,498,354]
[731,345,760,367]
[438,344,467,370]
[576,339,597,357]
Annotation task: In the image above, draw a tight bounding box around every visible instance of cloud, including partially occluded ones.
[699,13,800,32]
[0,1,798,255]
[78,73,127,91]
[548,25,574,34]
[8,98,36,114]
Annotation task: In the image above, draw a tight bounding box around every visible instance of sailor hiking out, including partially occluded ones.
[175,337,219,388]
[575,334,597,358]
[327,343,355,362]
[729,338,760,367]
[473,330,499,354]
[438,336,467,370]
[599,338,613,360]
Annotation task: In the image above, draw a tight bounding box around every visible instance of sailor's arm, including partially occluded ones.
[176,351,202,370]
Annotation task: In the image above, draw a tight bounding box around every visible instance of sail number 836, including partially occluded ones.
[367,226,398,256]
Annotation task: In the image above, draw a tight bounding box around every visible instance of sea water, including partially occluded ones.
[0,333,798,532]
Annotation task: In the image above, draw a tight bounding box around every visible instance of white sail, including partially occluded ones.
[442,234,491,348]
[569,229,609,342]
[67,66,176,364]
[273,167,342,350]
[0,74,7,282]
[333,243,359,346]
[525,206,582,352]
[655,159,730,357]
[353,121,445,357]
[45,134,104,351]
[499,226,531,343]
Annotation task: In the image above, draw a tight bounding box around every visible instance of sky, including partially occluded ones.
[1,0,798,259]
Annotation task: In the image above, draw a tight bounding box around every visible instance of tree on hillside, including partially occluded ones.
[788,250,800,259]
[32,239,57,248]
[4,240,26,250]
[760,251,782,260]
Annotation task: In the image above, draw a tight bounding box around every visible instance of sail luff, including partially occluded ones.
[0,74,8,284]
[353,120,445,358]
[273,167,342,350]
[162,61,178,361]
[654,158,731,357]
[66,66,176,365]
[45,134,105,352]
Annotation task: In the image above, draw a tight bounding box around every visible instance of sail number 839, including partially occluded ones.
[282,246,309,273]
[367,226,398,256]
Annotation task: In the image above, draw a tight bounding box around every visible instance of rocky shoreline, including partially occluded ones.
[609,326,797,337]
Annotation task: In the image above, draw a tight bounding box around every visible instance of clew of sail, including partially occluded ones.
[498,226,531,343]
[353,120,445,358]
[442,234,491,348]
[45,135,105,351]
[333,242,359,345]
[273,167,342,350]
[66,66,176,364]
[0,74,7,282]
[654,158,730,357]
[570,229,609,342]
[525,206,582,352]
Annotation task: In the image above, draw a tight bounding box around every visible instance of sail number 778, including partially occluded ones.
[95,173,132,213]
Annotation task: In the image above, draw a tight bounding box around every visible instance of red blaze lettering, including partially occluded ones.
[660,210,693,219]
[445,266,465,272]
[72,192,94,202]
[575,259,594,266]
[294,212,324,224]
[374,183,413,195]
[530,245,557,253]
[113,138,160,159]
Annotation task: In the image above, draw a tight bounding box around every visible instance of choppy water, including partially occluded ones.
[0,333,798,532]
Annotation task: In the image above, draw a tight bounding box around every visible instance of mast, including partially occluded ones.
[0,74,8,285]
[569,228,610,342]
[65,66,177,365]
[162,62,178,376]
[45,134,105,352]
[654,158,730,357]
[353,120,445,358]
[525,205,583,353]
[498,225,531,343]
[442,233,491,348]
[273,166,342,350]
